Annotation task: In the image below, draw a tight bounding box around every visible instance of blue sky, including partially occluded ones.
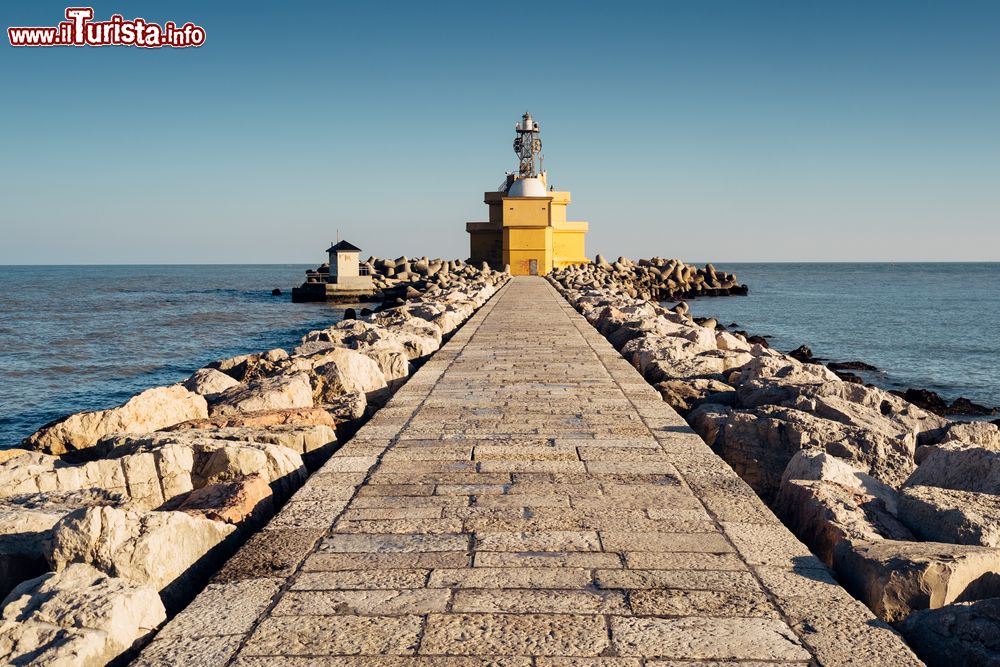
[2,1,998,263]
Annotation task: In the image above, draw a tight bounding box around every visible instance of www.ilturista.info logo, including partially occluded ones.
[8,7,205,48]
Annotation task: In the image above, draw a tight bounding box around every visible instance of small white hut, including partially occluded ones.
[324,240,373,291]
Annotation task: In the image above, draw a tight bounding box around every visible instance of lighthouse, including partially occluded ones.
[466,112,589,276]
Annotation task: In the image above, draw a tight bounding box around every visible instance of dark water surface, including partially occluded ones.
[684,263,1000,410]
[0,265,347,447]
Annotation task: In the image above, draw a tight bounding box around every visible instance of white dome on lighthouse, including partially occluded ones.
[508,177,548,197]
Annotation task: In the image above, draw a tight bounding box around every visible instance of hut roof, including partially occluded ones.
[327,240,362,253]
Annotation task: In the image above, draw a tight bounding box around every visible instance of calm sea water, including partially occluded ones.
[0,265,348,448]
[684,263,1000,410]
[1,264,997,448]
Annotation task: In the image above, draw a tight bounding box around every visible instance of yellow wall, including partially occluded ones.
[549,191,571,225]
[503,226,551,276]
[553,229,587,268]
[501,198,551,228]
[485,192,504,224]
[467,187,589,275]
[468,228,501,267]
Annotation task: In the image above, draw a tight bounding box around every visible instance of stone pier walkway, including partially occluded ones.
[137,277,921,666]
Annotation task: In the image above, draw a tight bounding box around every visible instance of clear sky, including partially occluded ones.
[2,1,998,264]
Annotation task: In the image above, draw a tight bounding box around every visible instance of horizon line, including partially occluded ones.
[1,260,999,267]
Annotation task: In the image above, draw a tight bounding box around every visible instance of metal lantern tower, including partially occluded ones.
[513,111,542,178]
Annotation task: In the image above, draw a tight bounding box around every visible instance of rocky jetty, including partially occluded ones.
[300,255,502,303]
[0,265,507,665]
[550,263,1000,663]
[549,255,748,300]
[736,328,999,417]
[892,387,999,418]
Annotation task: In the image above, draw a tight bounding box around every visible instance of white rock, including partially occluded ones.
[623,334,703,375]
[22,385,208,456]
[0,563,165,666]
[727,355,803,386]
[300,319,396,348]
[47,507,236,592]
[899,485,1000,547]
[781,450,901,515]
[209,372,313,417]
[102,433,307,499]
[1,489,126,558]
[938,421,1000,450]
[166,424,336,456]
[358,340,411,384]
[704,405,916,501]
[775,479,913,566]
[325,391,368,422]
[906,442,1000,494]
[0,452,128,501]
[392,320,444,355]
[306,347,388,401]
[716,330,752,352]
[183,368,240,397]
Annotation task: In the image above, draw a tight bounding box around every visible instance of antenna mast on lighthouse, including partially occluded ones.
[512,111,542,178]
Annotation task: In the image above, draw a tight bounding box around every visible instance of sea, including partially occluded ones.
[1,263,997,448]
[683,263,1000,413]
[0,265,348,448]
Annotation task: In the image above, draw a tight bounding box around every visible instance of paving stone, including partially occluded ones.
[272,589,450,615]
[334,517,465,534]
[302,551,470,571]
[428,567,592,589]
[134,634,244,666]
[595,569,762,593]
[720,522,814,567]
[479,460,587,474]
[475,530,601,552]
[470,494,570,508]
[622,552,746,571]
[600,532,732,553]
[377,460,477,474]
[319,533,469,553]
[611,616,811,661]
[420,613,609,656]
[645,662,806,667]
[292,569,429,590]
[266,499,350,530]
[436,483,511,495]
[292,484,360,502]
[341,507,443,520]
[474,445,578,461]
[158,578,282,638]
[452,588,627,614]
[242,615,423,656]
[234,658,532,667]
[628,588,780,618]
[323,456,380,473]
[213,528,325,583]
[474,551,622,568]
[356,483,435,497]
[537,660,641,667]
[350,495,469,508]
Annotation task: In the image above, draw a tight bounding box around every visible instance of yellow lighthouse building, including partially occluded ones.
[466,112,589,276]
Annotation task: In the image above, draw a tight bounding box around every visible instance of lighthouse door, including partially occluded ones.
[529,259,538,276]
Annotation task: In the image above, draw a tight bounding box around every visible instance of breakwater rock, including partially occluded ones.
[552,276,1000,663]
[301,255,501,302]
[549,255,748,300]
[743,331,1000,417]
[0,266,507,665]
